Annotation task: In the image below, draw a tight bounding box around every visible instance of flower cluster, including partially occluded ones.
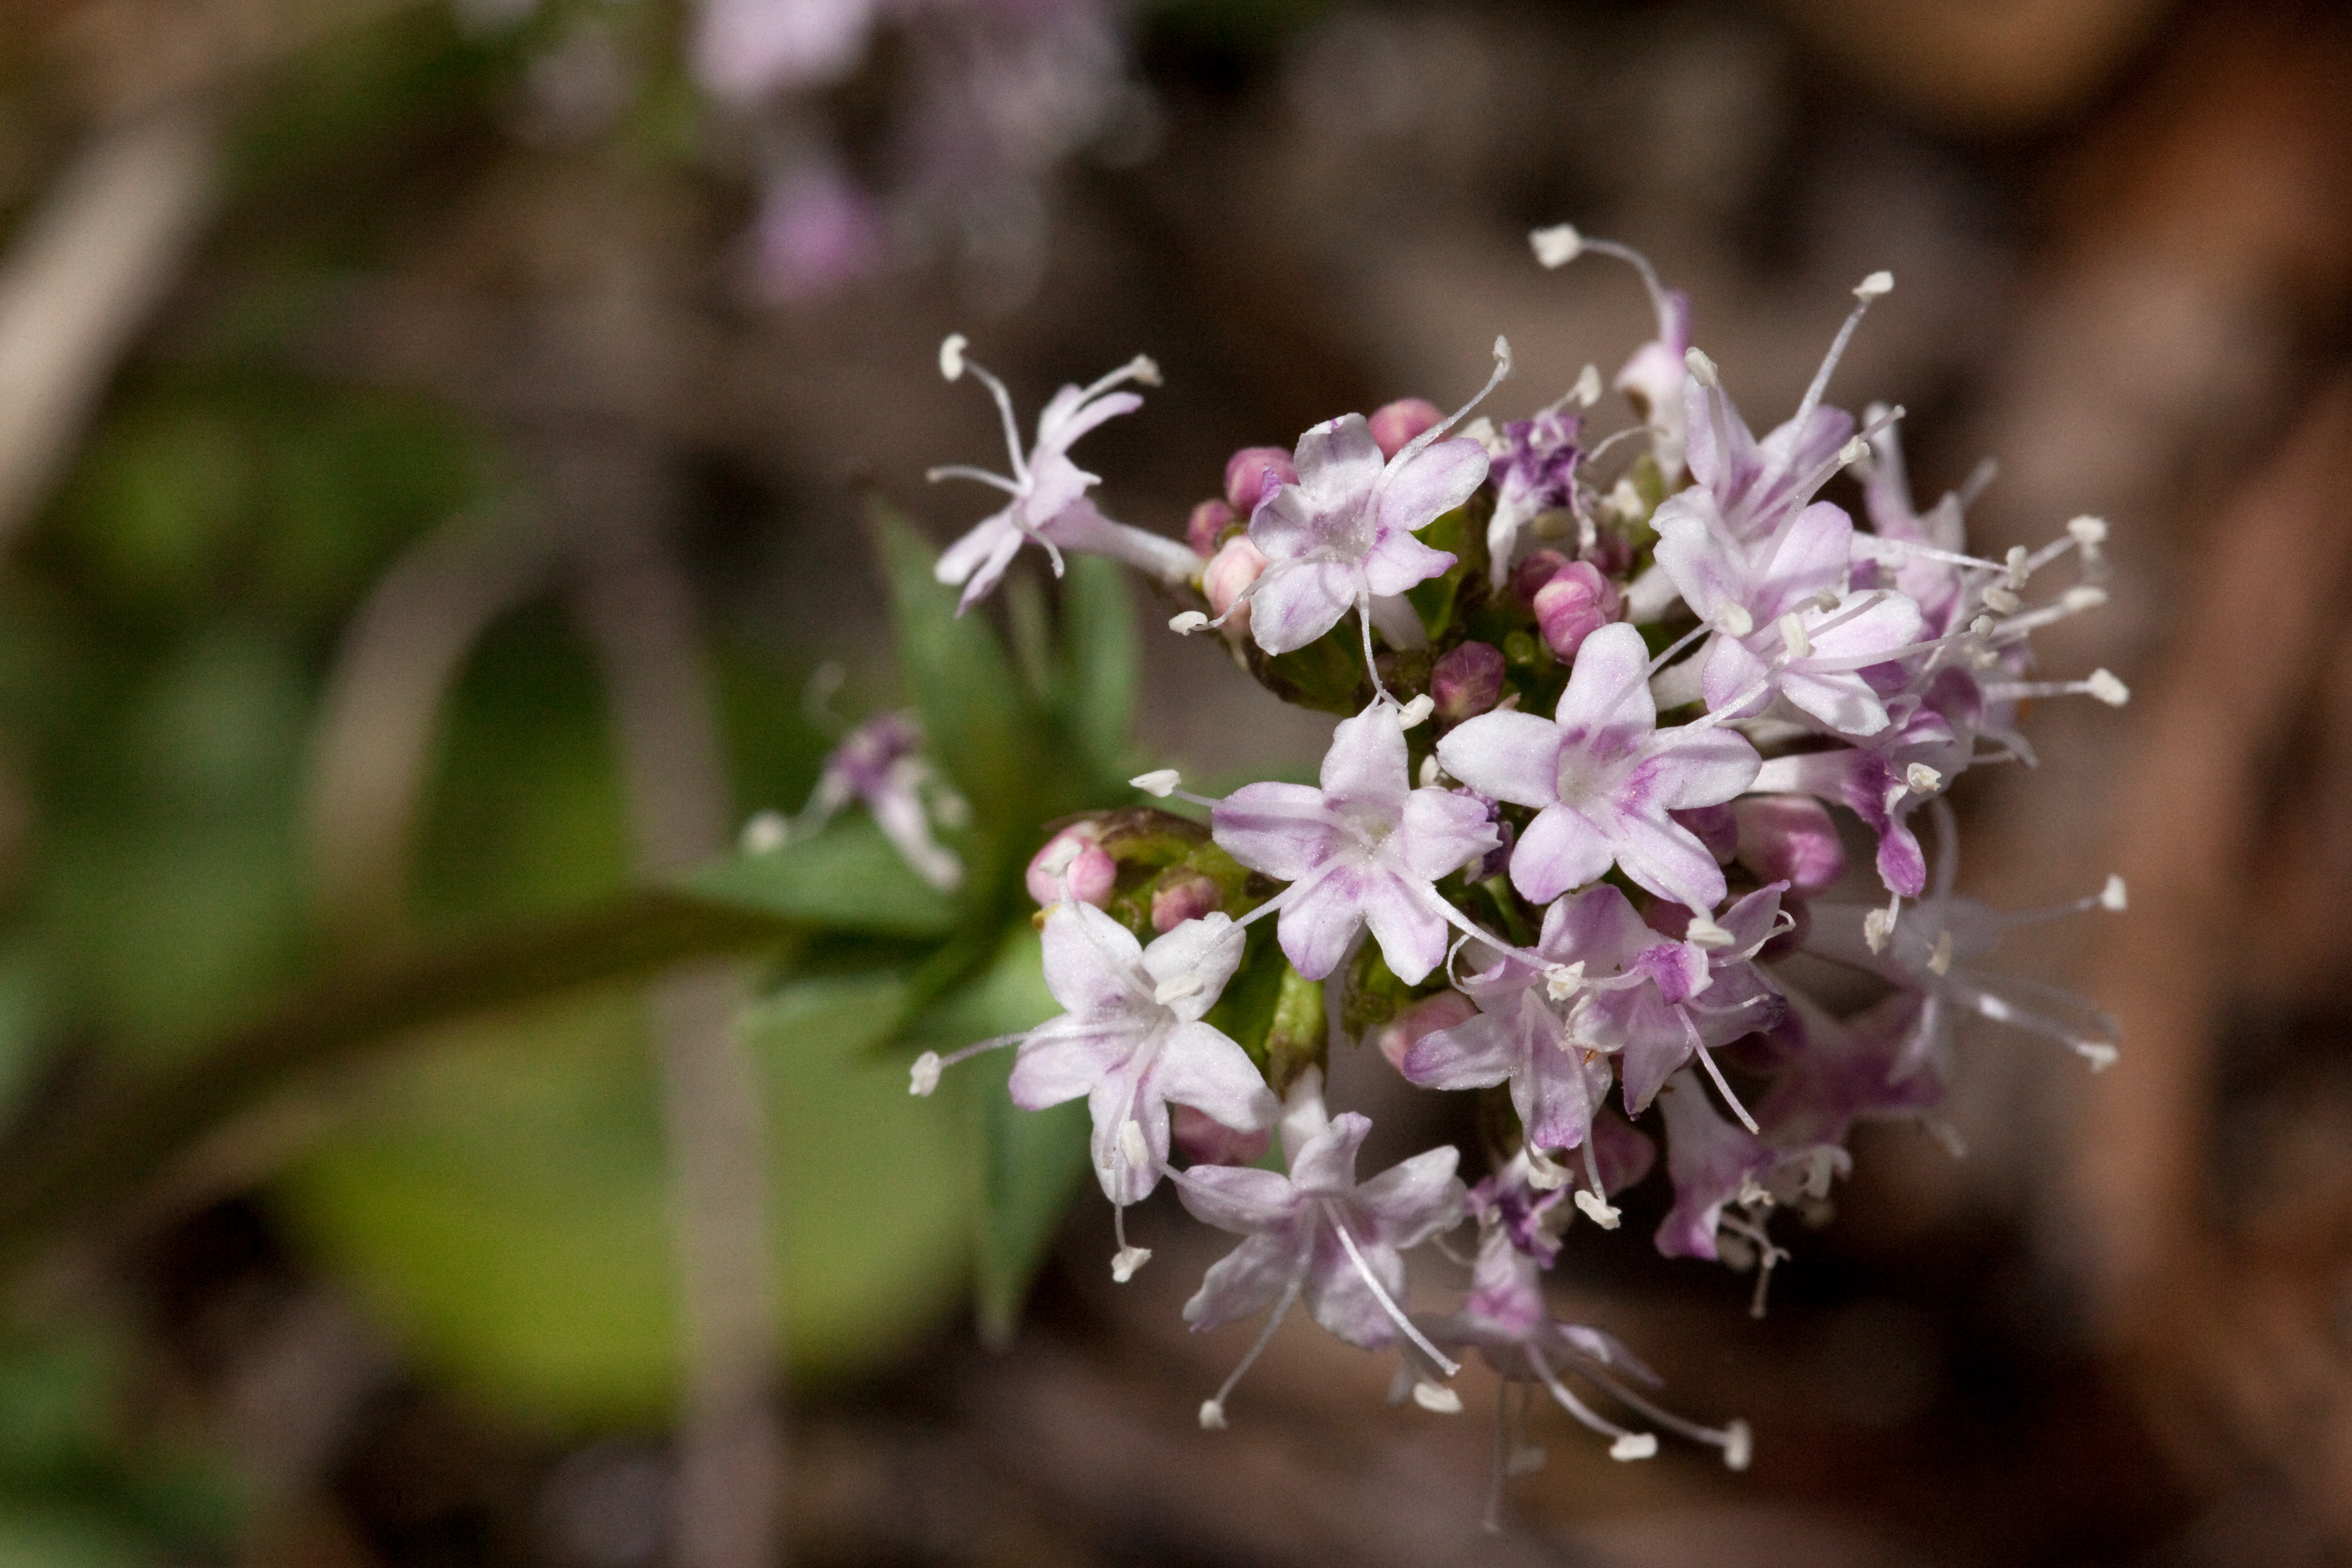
[903,226,2127,1523]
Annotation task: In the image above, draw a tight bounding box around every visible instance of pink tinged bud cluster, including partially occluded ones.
[1026,823,1115,907]
[1531,560,1620,661]
[1429,642,1505,725]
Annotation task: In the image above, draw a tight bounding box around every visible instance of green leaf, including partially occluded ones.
[1056,553,1139,779]
[681,819,960,939]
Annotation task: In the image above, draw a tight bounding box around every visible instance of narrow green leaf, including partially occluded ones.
[1056,553,1139,778]
[681,819,959,938]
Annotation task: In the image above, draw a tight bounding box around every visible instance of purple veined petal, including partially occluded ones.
[1516,1036,1610,1153]
[1776,667,1893,736]
[1360,528,1458,599]
[1357,872,1452,987]
[1652,1070,1757,1258]
[1039,900,1150,1017]
[1759,403,1855,487]
[1087,1070,1169,1205]
[1156,1020,1279,1132]
[1436,710,1565,809]
[1633,939,1710,1005]
[1354,1145,1466,1246]
[1538,883,1654,969]
[1803,590,1926,663]
[1213,781,1343,881]
[1140,915,1247,1022]
[1275,863,1372,981]
[1876,821,1929,898]
[1247,480,1337,564]
[1552,623,1658,748]
[1639,724,1763,810]
[1651,502,1746,625]
[1288,1111,1373,1195]
[1303,1226,1405,1349]
[1714,883,1789,951]
[1680,376,1767,504]
[1608,808,1731,914]
[1292,414,1386,506]
[1396,785,1500,882]
[1319,705,1411,809]
[1607,990,1695,1116]
[1373,435,1489,538]
[1509,802,1617,906]
[1176,1165,1299,1233]
[1035,386,1143,462]
[1752,501,1854,615]
[1006,1015,1131,1110]
[1246,557,1361,655]
[1399,1011,1518,1091]
[1183,1228,1306,1330]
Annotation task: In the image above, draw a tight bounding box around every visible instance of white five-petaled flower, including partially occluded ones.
[928,335,1200,612]
[1436,622,1760,915]
[1211,702,1499,985]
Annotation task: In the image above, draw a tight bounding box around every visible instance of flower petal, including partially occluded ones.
[1509,803,1615,905]
[1436,710,1564,809]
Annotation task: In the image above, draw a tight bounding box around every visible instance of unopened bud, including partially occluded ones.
[1368,397,1444,459]
[1511,548,1572,605]
[1186,497,1237,557]
[1151,872,1223,932]
[1025,823,1115,908]
[1430,641,1507,723]
[1375,990,1478,1072]
[1533,561,1622,661]
[1203,537,1269,640]
[1171,1103,1270,1167]
[1224,446,1298,514]
[1671,803,1739,864]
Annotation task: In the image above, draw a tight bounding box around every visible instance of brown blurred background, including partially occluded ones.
[1,0,2351,1563]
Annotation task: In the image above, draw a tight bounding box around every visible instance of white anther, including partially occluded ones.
[2066,515,2108,546]
[1684,347,1720,387]
[1543,961,1586,1001]
[2004,544,2031,587]
[2086,668,2130,706]
[2100,874,2128,911]
[1492,335,1514,377]
[1927,930,1953,977]
[1855,270,1894,301]
[1120,1119,1151,1171]
[1131,768,1182,796]
[938,332,969,381]
[1685,916,1735,951]
[1418,755,1443,787]
[2062,585,2109,612]
[1169,610,1210,635]
[1130,355,1163,387]
[1154,972,1206,1007]
[1411,1382,1464,1414]
[909,1051,943,1097]
[1862,907,1895,954]
[1529,223,1583,268]
[1838,435,1870,468]
[1717,603,1754,638]
[1723,1420,1754,1471]
[1608,478,1645,523]
[1905,762,1942,793]
[738,809,789,855]
[1199,1399,1228,1430]
[1397,693,1435,729]
[1776,612,1812,661]
[1111,1245,1152,1283]
[1610,1434,1660,1462]
[1981,585,2022,615]
[1574,1189,1623,1230]
[2074,1041,2120,1072]
[1572,363,1603,406]
[1524,1148,1569,1190]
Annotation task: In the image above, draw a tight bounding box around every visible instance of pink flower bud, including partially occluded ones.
[1532,561,1620,661]
[1223,446,1298,513]
[1511,549,1571,604]
[1186,498,1237,557]
[1431,642,1506,724]
[1733,794,1845,896]
[1172,1104,1270,1167]
[1670,803,1739,865]
[1025,824,1115,907]
[1367,397,1443,459]
[1151,872,1223,932]
[1373,990,1478,1071]
[1203,536,1269,638]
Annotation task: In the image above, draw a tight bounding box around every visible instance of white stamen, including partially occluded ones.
[1722,1420,1754,1471]
[1905,762,1942,793]
[938,332,968,381]
[1574,1189,1622,1230]
[1418,755,1443,787]
[1776,613,1812,661]
[2063,586,2109,612]
[1397,694,1435,729]
[2074,1041,2120,1071]
[1609,1434,1659,1462]
[1153,972,1206,1007]
[2003,544,2031,586]
[1927,931,1953,977]
[1130,768,1182,796]
[1111,1245,1152,1283]
[2066,514,2108,546]
[1684,916,1735,951]
[2087,668,2130,706]
[1529,223,1582,268]
[1492,335,1514,380]
[1169,610,1210,635]
[1120,1119,1151,1171]
[1683,347,1720,387]
[1969,615,1995,638]
[2100,874,2128,911]
[1608,478,1646,525]
[1717,602,1753,637]
[739,809,789,855]
[1855,270,1894,301]
[1412,1382,1464,1414]
[1543,961,1586,1001]
[1838,435,1869,468]
[1863,907,1895,954]
[1130,355,1163,387]
[1572,363,1603,406]
[908,1051,943,1097]
[1981,585,2022,615]
[1198,1399,1228,1430]
[1524,1147,1569,1190]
